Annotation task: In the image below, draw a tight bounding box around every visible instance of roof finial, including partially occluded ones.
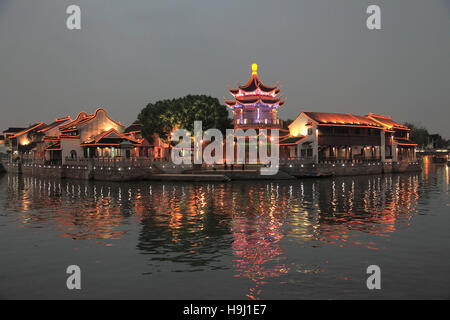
[252,63,258,75]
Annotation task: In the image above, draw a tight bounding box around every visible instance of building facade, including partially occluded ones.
[285,111,417,164]
[2,108,156,166]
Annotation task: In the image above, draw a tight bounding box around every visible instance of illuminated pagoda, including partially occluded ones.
[225,64,285,131]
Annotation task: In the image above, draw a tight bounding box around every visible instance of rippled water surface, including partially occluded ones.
[1,164,449,299]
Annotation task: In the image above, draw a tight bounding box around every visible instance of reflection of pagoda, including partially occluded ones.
[225,64,285,130]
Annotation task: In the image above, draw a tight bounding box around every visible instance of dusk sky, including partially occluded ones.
[1,0,449,137]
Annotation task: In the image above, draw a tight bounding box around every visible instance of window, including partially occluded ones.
[307,128,313,135]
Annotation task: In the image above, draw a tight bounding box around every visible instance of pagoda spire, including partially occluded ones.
[251,63,258,75]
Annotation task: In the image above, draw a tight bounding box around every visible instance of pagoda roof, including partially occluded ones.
[224,96,286,108]
[228,64,280,94]
[367,113,410,130]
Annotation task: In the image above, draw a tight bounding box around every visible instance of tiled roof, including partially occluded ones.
[124,123,144,133]
[81,128,139,146]
[11,122,47,138]
[45,142,61,151]
[279,136,306,145]
[367,113,410,130]
[302,112,383,128]
[3,127,26,134]
[38,116,71,133]
[394,138,417,146]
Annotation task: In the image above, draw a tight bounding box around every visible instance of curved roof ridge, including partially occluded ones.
[228,65,280,94]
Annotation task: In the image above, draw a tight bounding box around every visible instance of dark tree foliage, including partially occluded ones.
[137,95,232,143]
[283,118,294,130]
[404,122,429,148]
[404,122,449,148]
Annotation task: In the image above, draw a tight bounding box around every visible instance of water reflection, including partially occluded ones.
[1,164,448,299]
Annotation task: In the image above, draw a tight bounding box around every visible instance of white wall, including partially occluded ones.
[78,109,124,142]
[289,113,318,162]
[61,139,83,164]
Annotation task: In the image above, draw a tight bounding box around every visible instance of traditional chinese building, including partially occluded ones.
[5,122,48,160]
[284,111,417,163]
[2,127,25,155]
[225,64,285,131]
[33,116,73,161]
[1,108,159,168]
[124,123,168,160]
[367,113,417,162]
[47,108,147,164]
[222,64,289,164]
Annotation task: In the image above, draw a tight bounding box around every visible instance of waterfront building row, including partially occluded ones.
[1,108,170,167]
[1,63,420,179]
[225,64,418,166]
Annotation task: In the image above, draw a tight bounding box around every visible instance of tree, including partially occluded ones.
[404,122,429,148]
[283,118,294,130]
[137,95,232,143]
[434,135,448,149]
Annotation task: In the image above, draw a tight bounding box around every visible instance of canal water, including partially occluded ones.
[0,164,449,299]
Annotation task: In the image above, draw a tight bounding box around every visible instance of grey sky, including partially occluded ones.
[1,0,449,137]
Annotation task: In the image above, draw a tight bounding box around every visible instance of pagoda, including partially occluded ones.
[225,64,285,131]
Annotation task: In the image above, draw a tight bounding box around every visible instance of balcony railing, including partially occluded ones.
[279,156,315,165]
[318,156,381,164]
[233,119,281,126]
[64,157,153,168]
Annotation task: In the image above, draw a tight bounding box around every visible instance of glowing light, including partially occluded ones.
[252,63,258,74]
